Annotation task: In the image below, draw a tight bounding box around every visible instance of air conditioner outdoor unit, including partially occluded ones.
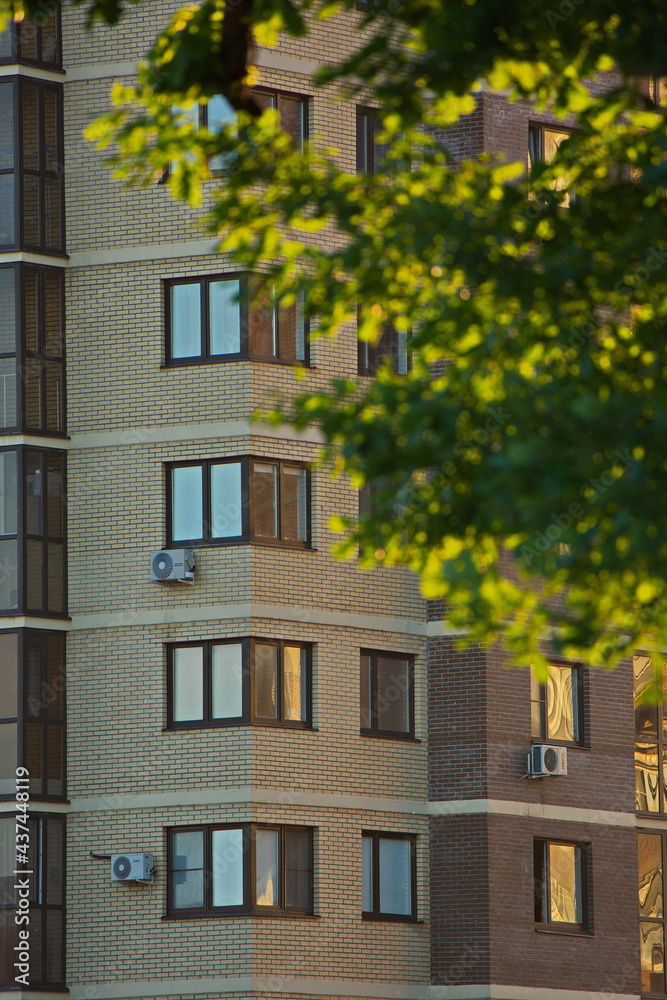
[110,853,154,882]
[150,548,195,583]
[528,744,568,777]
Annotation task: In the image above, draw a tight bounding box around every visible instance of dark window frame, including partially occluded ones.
[533,838,590,933]
[0,445,67,618]
[166,823,314,917]
[164,272,310,366]
[528,121,576,207]
[167,456,311,549]
[0,811,66,988]
[361,831,417,922]
[530,659,584,748]
[166,637,312,730]
[360,648,414,740]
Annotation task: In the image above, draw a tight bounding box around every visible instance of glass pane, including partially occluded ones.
[252,462,278,538]
[278,95,305,149]
[0,267,15,352]
[0,25,12,61]
[19,18,37,61]
[0,174,14,245]
[248,288,276,356]
[45,632,65,719]
[210,461,242,537]
[0,632,18,716]
[0,815,14,899]
[46,724,64,794]
[0,722,17,795]
[639,833,663,918]
[283,645,306,721]
[26,538,43,609]
[46,455,64,537]
[254,643,278,719]
[43,88,58,172]
[21,83,39,171]
[44,270,63,356]
[26,720,43,792]
[0,538,18,610]
[170,283,201,359]
[0,910,16,984]
[277,298,304,360]
[0,82,14,172]
[635,654,658,738]
[26,452,42,533]
[0,357,16,427]
[47,541,64,613]
[641,920,665,994]
[636,743,661,813]
[208,94,236,132]
[0,450,17,535]
[24,355,41,427]
[282,465,307,541]
[255,828,279,906]
[530,667,544,738]
[171,465,203,540]
[172,646,204,721]
[357,112,369,173]
[45,816,64,905]
[171,830,204,910]
[211,828,244,906]
[43,176,61,249]
[375,655,410,733]
[548,843,579,923]
[285,828,311,910]
[44,908,63,984]
[362,836,373,911]
[211,642,243,719]
[546,664,576,741]
[45,359,63,431]
[209,278,241,355]
[23,268,38,351]
[23,173,39,246]
[378,838,412,915]
[25,633,41,718]
[360,653,372,729]
[41,15,60,66]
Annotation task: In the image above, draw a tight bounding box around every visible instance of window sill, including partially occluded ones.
[169,539,316,552]
[534,924,592,937]
[162,911,320,921]
[360,730,421,743]
[531,739,590,750]
[362,913,420,923]
[162,357,315,369]
[162,722,317,733]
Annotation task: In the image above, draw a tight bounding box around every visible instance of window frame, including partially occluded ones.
[166,823,314,918]
[167,456,311,549]
[0,13,63,70]
[357,319,410,377]
[530,660,584,748]
[527,122,576,207]
[164,272,309,367]
[360,648,415,740]
[361,831,417,922]
[533,838,589,933]
[166,637,312,730]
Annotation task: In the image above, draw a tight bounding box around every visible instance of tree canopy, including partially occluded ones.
[4,0,667,671]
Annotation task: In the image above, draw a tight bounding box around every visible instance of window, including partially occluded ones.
[165,273,307,364]
[0,11,62,69]
[168,638,311,728]
[357,320,408,376]
[639,831,667,995]
[530,662,582,745]
[362,832,416,920]
[167,824,313,916]
[0,78,64,253]
[168,457,309,548]
[634,653,667,814]
[534,839,587,930]
[0,629,66,801]
[0,263,65,434]
[528,124,574,207]
[0,448,66,615]
[360,650,414,738]
[0,813,65,988]
[356,107,391,174]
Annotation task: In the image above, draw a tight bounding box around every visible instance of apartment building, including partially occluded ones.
[0,4,658,999]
